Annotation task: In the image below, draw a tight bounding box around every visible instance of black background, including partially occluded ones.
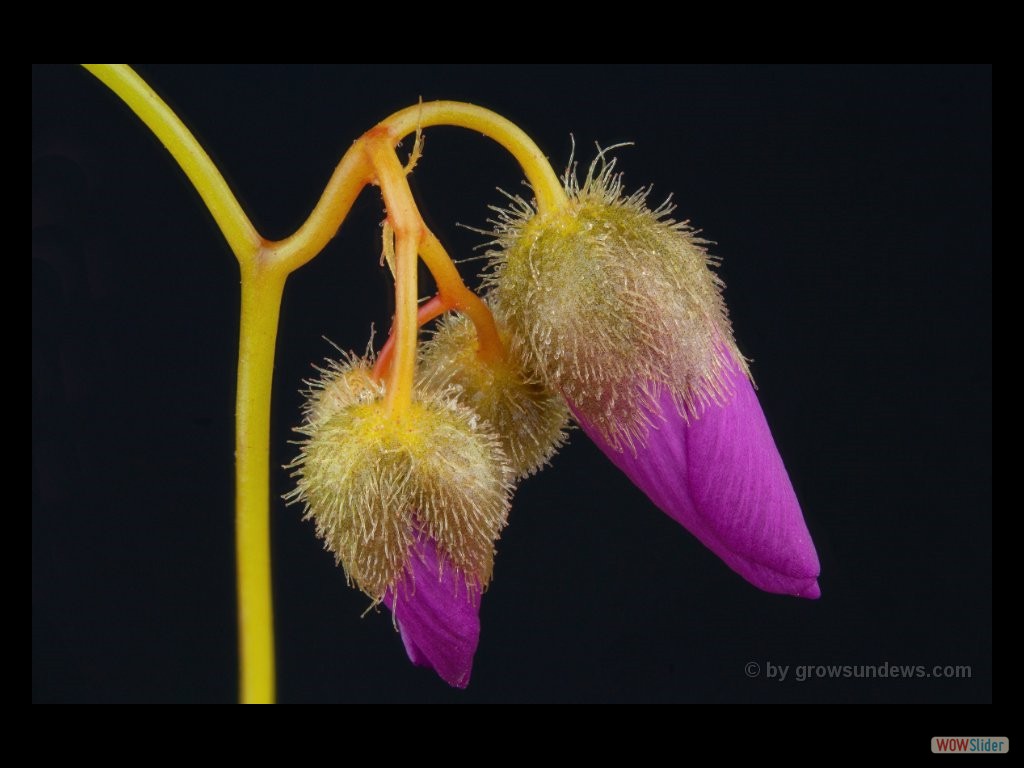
[33,65,992,706]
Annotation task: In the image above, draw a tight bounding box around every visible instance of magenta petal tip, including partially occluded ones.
[383,536,481,688]
[798,581,821,600]
[574,356,821,598]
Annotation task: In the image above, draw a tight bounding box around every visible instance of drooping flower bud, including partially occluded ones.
[485,153,746,451]
[483,152,820,599]
[287,354,513,600]
[417,310,570,480]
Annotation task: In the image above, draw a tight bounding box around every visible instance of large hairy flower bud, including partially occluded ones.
[484,153,820,599]
[486,153,745,451]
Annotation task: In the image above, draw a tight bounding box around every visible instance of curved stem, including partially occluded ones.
[378,102,568,214]
[418,230,503,365]
[269,101,567,275]
[267,148,373,273]
[81,65,262,263]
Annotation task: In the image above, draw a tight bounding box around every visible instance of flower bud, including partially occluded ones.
[485,154,820,599]
[288,354,513,599]
[417,311,569,480]
[485,154,746,451]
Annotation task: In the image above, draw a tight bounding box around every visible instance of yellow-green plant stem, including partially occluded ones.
[82,64,277,704]
[234,262,284,703]
[81,65,261,260]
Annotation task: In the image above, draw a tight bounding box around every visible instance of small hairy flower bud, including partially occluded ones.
[417,311,570,480]
[288,354,513,599]
[485,153,747,451]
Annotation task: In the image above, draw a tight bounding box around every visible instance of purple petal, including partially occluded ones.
[573,356,820,598]
[383,535,481,688]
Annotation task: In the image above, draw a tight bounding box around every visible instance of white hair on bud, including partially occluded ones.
[417,310,570,480]
[484,148,748,452]
[286,353,513,600]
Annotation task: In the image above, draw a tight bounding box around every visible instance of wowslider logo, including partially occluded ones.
[932,738,1009,754]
